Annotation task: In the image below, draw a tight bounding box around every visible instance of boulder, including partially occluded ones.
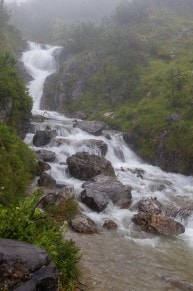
[69,213,98,234]
[76,139,108,156]
[66,152,115,181]
[33,130,57,147]
[103,219,118,230]
[137,198,163,215]
[38,160,51,175]
[0,239,59,290]
[81,175,132,212]
[38,173,56,187]
[36,149,56,162]
[73,120,107,136]
[129,168,145,179]
[132,213,185,236]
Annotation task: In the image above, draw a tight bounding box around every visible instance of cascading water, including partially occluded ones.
[22,43,193,290]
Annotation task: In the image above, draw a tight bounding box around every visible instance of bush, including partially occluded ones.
[0,191,80,290]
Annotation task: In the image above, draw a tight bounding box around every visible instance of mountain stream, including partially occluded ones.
[22,42,193,291]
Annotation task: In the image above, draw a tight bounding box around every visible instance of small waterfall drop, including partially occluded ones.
[22,43,193,290]
[21,42,62,114]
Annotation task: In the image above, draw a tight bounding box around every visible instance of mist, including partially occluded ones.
[8,0,122,42]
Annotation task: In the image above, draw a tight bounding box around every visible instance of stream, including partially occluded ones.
[22,42,193,291]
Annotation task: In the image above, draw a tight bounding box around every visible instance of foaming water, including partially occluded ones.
[21,42,62,112]
[22,43,193,290]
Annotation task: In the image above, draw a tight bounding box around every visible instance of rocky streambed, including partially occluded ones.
[22,42,193,290]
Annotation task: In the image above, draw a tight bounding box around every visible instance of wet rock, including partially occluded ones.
[129,168,145,179]
[73,111,88,120]
[0,239,59,290]
[104,133,111,140]
[174,207,193,224]
[69,213,98,234]
[81,175,132,212]
[123,132,138,149]
[38,173,56,187]
[103,219,118,230]
[132,213,185,236]
[36,149,56,162]
[38,160,51,174]
[137,198,163,215]
[76,139,108,156]
[67,152,115,181]
[33,130,57,147]
[73,120,107,136]
[38,186,75,209]
[116,198,132,209]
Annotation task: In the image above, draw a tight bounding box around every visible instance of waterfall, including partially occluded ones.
[22,42,193,290]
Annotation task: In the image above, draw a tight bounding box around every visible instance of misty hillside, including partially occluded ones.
[8,0,120,41]
[38,0,193,175]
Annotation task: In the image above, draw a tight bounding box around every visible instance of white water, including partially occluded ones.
[22,43,193,290]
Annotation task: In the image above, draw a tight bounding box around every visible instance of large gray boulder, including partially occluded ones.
[36,149,56,162]
[81,174,132,212]
[33,130,57,147]
[0,239,59,290]
[73,120,107,136]
[66,152,115,181]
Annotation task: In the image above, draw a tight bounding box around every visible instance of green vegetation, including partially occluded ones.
[0,192,80,290]
[0,123,36,204]
[47,0,193,173]
[0,3,81,290]
[0,2,36,202]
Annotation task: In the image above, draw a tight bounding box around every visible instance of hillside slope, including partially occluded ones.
[41,0,193,175]
[0,2,36,202]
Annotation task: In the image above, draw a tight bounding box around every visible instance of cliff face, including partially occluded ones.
[41,52,99,113]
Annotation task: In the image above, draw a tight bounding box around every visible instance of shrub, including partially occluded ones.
[0,191,80,290]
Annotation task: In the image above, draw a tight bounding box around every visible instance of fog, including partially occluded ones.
[7,0,122,42]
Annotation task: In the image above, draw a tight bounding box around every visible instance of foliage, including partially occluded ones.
[165,68,193,107]
[0,52,33,136]
[0,124,37,204]
[0,191,80,290]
